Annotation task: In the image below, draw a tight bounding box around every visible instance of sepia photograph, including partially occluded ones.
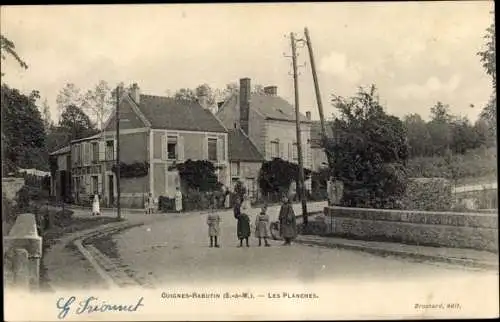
[1,2,498,320]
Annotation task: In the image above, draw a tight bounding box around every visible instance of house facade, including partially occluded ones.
[55,84,230,208]
[217,78,313,191]
[228,127,265,201]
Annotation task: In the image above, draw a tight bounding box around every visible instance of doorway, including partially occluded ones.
[108,174,114,206]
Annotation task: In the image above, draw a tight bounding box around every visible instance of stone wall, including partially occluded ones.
[323,206,498,253]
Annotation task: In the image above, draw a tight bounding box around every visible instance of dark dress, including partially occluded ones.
[236,212,251,239]
[278,202,297,239]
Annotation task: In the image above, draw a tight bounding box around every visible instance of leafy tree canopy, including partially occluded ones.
[324,85,409,209]
[1,84,46,174]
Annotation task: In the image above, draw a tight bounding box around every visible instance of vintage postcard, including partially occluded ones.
[2,2,498,321]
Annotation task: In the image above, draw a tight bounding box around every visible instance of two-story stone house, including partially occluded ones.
[216,77,313,191]
[64,84,230,208]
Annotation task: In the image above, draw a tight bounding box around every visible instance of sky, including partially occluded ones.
[0,2,494,124]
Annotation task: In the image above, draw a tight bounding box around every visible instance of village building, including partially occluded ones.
[227,127,265,201]
[216,78,314,191]
[51,84,230,208]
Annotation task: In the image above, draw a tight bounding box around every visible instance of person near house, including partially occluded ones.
[327,177,335,206]
[206,202,221,248]
[92,194,100,216]
[254,204,271,247]
[175,187,183,213]
[278,194,297,245]
[236,201,251,247]
[145,193,155,214]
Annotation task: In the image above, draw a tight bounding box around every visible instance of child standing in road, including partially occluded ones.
[207,203,221,248]
[254,204,271,247]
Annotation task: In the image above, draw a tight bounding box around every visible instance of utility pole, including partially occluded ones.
[304,27,328,156]
[290,32,309,226]
[115,85,121,219]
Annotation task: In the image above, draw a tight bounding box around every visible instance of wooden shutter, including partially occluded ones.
[202,135,208,159]
[177,136,185,161]
[98,141,105,161]
[279,142,284,159]
[288,143,292,161]
[98,175,103,196]
[217,138,224,163]
[161,134,167,161]
[113,139,117,160]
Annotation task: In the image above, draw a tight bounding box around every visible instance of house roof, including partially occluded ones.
[228,128,265,162]
[136,94,227,133]
[49,145,71,156]
[310,121,334,148]
[71,134,101,144]
[222,93,310,123]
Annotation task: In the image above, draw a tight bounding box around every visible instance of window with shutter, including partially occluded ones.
[270,141,279,158]
[208,138,217,161]
[99,141,106,161]
[161,134,167,161]
[167,136,178,160]
[105,140,114,161]
[113,139,117,160]
[279,142,284,158]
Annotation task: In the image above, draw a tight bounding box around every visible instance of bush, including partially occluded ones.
[400,177,453,211]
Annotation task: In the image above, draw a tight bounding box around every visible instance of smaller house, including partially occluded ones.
[49,145,71,201]
[228,127,265,201]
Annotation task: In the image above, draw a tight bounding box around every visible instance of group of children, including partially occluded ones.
[206,200,271,248]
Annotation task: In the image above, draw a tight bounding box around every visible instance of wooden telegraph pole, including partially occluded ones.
[290,32,309,226]
[115,85,121,219]
[304,27,329,154]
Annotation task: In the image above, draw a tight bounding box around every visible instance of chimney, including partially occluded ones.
[306,111,311,120]
[239,78,251,135]
[130,83,140,104]
[264,86,277,96]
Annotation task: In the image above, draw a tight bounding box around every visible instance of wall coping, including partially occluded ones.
[326,206,498,218]
[5,213,40,238]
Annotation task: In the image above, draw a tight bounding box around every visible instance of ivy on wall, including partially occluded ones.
[111,161,149,178]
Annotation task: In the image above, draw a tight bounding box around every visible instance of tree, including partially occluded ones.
[56,83,83,121]
[1,85,47,173]
[403,113,431,157]
[173,88,197,102]
[41,99,53,131]
[477,17,496,132]
[449,116,478,154]
[324,85,409,209]
[82,80,114,130]
[58,104,98,140]
[427,102,453,156]
[0,35,28,77]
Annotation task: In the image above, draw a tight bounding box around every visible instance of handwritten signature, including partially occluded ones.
[56,296,144,319]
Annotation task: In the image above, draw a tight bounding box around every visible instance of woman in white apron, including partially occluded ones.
[92,194,100,216]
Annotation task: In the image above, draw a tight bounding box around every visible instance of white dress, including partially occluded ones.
[92,195,100,215]
[175,191,183,212]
